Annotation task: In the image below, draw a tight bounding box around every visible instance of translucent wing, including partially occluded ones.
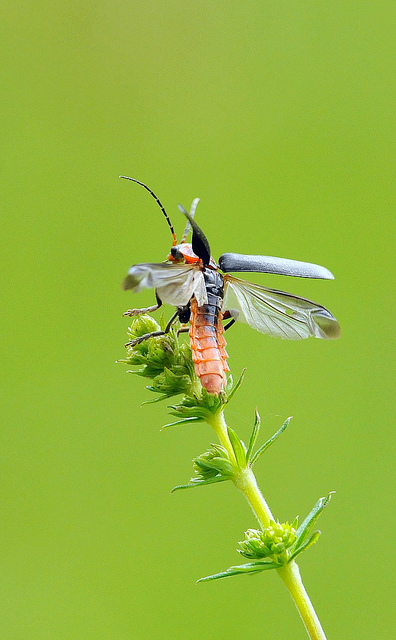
[222,275,340,340]
[123,262,207,306]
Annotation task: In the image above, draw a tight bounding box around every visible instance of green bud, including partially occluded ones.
[192,444,235,482]
[118,315,200,398]
[128,314,161,338]
[237,520,297,565]
[172,443,236,492]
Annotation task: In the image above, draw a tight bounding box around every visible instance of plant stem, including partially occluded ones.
[233,467,274,528]
[278,562,327,640]
[207,409,237,465]
[209,409,327,640]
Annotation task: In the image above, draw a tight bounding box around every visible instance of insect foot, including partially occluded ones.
[123,308,141,317]
[123,303,161,317]
[124,331,164,347]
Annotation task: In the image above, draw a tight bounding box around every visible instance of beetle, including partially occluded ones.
[121,176,340,396]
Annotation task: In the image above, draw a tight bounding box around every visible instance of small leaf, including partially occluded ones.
[294,492,334,549]
[226,368,246,403]
[289,531,321,562]
[193,457,232,475]
[141,394,169,405]
[171,476,229,493]
[197,560,278,583]
[246,408,261,464]
[227,427,247,468]
[250,417,292,466]
[161,417,202,430]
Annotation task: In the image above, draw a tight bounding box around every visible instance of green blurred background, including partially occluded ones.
[1,2,394,638]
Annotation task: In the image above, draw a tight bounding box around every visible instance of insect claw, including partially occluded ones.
[125,336,144,347]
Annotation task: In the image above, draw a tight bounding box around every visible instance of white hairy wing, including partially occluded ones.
[222,275,340,340]
[123,262,207,306]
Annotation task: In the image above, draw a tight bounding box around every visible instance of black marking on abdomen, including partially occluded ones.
[202,268,224,320]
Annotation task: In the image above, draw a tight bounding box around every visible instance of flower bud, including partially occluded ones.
[192,444,234,481]
[237,520,297,565]
[128,314,161,338]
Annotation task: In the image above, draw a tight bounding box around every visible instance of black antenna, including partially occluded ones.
[120,176,177,246]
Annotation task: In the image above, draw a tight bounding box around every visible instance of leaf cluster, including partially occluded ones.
[172,411,292,493]
[237,520,298,564]
[118,315,196,399]
[172,443,234,492]
[198,493,334,582]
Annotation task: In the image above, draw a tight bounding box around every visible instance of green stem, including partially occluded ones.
[278,562,327,640]
[209,409,327,640]
[207,409,237,465]
[233,467,274,528]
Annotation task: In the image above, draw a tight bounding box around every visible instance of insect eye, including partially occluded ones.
[171,245,184,260]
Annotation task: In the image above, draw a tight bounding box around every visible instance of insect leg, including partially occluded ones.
[224,318,236,331]
[125,330,166,347]
[221,310,236,331]
[123,293,162,317]
[177,326,189,335]
[164,310,179,333]
[125,310,179,347]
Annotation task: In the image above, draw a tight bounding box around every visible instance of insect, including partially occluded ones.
[121,177,340,396]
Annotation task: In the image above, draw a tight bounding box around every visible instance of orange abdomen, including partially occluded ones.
[189,298,229,395]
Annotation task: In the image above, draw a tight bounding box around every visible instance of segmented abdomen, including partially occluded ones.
[189,271,229,395]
